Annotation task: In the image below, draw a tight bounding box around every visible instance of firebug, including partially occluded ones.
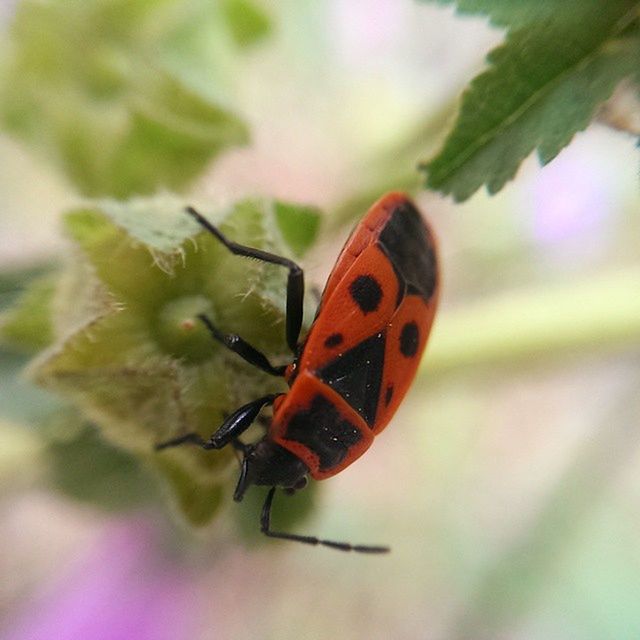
[156,192,439,553]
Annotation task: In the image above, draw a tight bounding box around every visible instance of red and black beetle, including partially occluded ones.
[157,192,439,552]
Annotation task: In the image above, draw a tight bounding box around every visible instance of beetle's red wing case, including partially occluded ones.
[373,293,437,435]
[297,242,401,374]
[272,192,439,478]
[318,192,409,307]
[271,371,374,479]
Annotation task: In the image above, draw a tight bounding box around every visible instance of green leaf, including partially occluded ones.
[23,196,321,525]
[420,0,640,201]
[221,0,272,48]
[0,349,62,425]
[424,0,581,28]
[274,201,322,258]
[0,263,57,313]
[1,274,56,352]
[153,455,225,527]
[46,416,161,512]
[0,0,249,197]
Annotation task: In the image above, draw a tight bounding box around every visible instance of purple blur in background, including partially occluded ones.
[4,518,198,640]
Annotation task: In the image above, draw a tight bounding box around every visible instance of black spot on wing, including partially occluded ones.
[385,385,394,406]
[317,331,385,427]
[284,394,362,471]
[377,201,437,302]
[349,275,382,313]
[324,333,343,348]
[399,322,419,357]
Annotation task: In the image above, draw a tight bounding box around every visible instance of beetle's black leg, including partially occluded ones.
[186,207,304,353]
[154,432,209,450]
[260,487,390,554]
[209,393,282,448]
[197,314,286,377]
[155,394,282,451]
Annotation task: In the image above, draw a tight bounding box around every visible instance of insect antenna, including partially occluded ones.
[260,487,390,554]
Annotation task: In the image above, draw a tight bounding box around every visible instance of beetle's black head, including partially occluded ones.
[233,438,308,502]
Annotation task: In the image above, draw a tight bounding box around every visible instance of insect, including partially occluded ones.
[156,192,439,553]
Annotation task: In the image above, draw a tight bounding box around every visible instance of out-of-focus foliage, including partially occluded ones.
[419,0,640,200]
[0,0,271,197]
[272,201,322,257]
[46,414,161,512]
[0,0,325,530]
[1,274,56,351]
[221,0,272,48]
[424,267,640,374]
[3,197,320,525]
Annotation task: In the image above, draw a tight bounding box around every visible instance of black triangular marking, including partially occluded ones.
[317,331,386,427]
[284,394,363,471]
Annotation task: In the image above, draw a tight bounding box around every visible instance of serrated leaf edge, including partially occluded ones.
[422,7,640,198]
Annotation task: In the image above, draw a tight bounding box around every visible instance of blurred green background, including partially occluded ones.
[1,1,640,639]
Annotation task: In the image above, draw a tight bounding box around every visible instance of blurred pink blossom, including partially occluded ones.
[529,146,612,247]
[4,518,198,640]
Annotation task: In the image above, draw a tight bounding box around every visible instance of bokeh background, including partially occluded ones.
[1,1,640,639]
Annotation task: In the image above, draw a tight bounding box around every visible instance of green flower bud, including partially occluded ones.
[21,195,320,525]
